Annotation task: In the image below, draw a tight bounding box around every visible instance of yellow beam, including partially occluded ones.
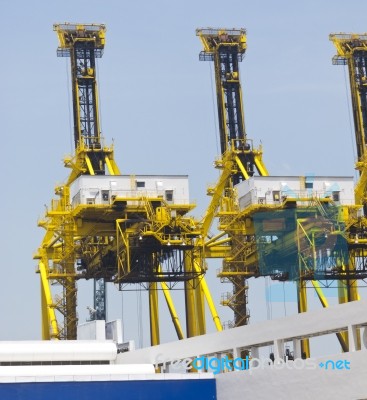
[297,280,310,357]
[85,155,95,175]
[200,276,223,331]
[312,281,348,352]
[234,155,249,180]
[106,156,121,175]
[41,279,50,340]
[184,257,198,337]
[39,261,59,339]
[160,280,184,340]
[195,277,206,335]
[204,231,226,246]
[311,281,329,307]
[218,272,256,277]
[105,156,116,175]
[200,160,233,239]
[254,154,269,176]
[149,282,160,346]
[206,237,231,248]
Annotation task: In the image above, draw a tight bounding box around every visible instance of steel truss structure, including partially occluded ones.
[196,28,367,356]
[35,25,367,357]
[35,23,222,342]
[196,28,269,329]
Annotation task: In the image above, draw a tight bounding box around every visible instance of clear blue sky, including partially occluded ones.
[1,0,366,353]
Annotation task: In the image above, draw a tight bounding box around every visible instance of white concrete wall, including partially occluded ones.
[216,351,367,400]
[0,341,117,362]
[117,300,367,365]
[77,320,106,340]
[0,364,156,383]
[106,320,123,344]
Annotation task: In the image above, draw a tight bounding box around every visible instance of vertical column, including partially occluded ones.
[297,279,310,358]
[348,324,359,352]
[149,282,160,346]
[185,256,198,337]
[273,339,284,362]
[293,339,302,359]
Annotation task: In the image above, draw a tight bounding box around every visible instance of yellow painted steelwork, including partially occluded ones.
[197,28,269,328]
[39,260,59,340]
[329,33,367,350]
[149,282,160,346]
[54,23,119,185]
[160,278,184,340]
[196,29,362,360]
[35,23,221,343]
[35,24,367,356]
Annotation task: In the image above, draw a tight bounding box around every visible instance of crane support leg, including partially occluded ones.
[41,281,49,340]
[254,155,269,176]
[195,279,206,335]
[160,280,184,340]
[338,279,360,351]
[184,257,199,337]
[199,276,223,332]
[39,261,59,339]
[312,281,348,351]
[149,282,160,346]
[105,156,121,175]
[297,279,310,358]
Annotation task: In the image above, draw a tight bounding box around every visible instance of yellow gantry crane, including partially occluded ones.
[34,24,366,354]
[35,23,223,342]
[196,28,269,327]
[196,28,367,357]
[56,23,121,327]
[36,23,120,339]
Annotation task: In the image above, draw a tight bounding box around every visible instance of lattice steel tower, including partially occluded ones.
[197,28,269,327]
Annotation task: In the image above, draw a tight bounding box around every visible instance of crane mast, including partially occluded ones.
[330,33,367,210]
[197,28,269,327]
[203,30,246,152]
[54,23,120,184]
[62,25,103,155]
[197,28,267,185]
[329,33,367,323]
[197,30,358,357]
[54,23,119,323]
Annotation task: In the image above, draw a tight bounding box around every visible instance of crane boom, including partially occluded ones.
[54,23,120,184]
[55,23,104,152]
[197,28,267,186]
[330,33,367,208]
[197,28,247,153]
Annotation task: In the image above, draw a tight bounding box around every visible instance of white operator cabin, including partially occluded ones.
[236,176,355,210]
[70,175,191,207]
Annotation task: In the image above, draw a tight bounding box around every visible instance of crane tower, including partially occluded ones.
[330,34,367,211]
[35,23,222,342]
[55,23,122,324]
[197,29,365,356]
[197,28,269,327]
[329,33,367,333]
